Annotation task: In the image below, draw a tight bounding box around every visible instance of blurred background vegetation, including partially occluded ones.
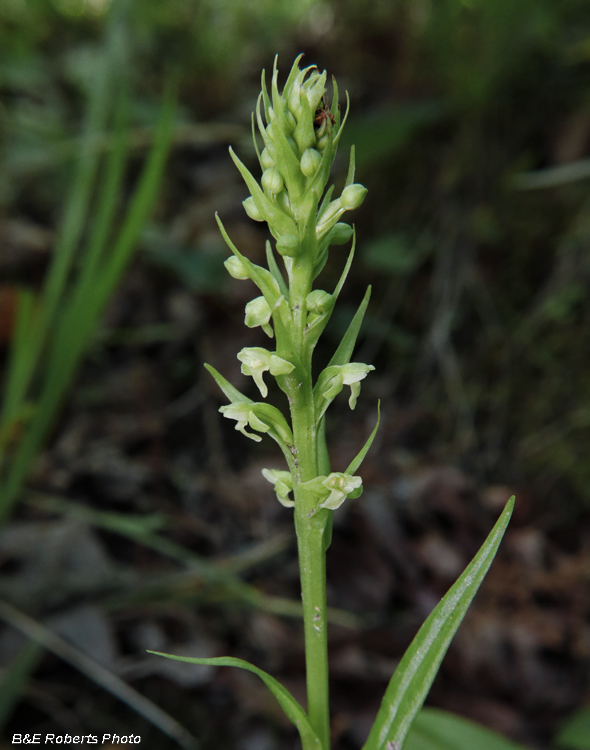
[2,0,590,748]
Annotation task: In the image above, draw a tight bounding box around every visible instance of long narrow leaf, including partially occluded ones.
[363,497,515,750]
[405,708,526,750]
[148,652,322,750]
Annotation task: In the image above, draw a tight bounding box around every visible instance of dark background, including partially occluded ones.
[2,0,590,748]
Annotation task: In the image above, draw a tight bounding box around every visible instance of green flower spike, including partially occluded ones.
[261,468,294,507]
[245,296,274,338]
[237,347,295,398]
[219,402,270,442]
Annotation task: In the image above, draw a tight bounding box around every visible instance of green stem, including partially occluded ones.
[294,500,330,749]
[287,288,330,748]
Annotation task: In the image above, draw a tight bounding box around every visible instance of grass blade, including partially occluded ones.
[0,601,197,750]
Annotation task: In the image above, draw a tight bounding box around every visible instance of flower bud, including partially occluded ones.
[276,233,300,257]
[262,167,284,196]
[340,184,368,211]
[325,223,353,246]
[306,289,334,315]
[286,135,299,156]
[300,148,322,177]
[243,197,264,222]
[245,296,273,338]
[316,133,330,152]
[260,148,275,170]
[224,256,249,280]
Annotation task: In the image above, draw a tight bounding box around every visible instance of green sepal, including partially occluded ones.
[229,147,298,238]
[204,363,253,405]
[147,652,322,750]
[328,285,371,368]
[362,497,515,750]
[345,401,381,494]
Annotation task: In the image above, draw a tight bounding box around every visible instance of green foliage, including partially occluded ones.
[0,8,176,523]
[363,497,514,750]
[406,708,527,750]
[556,708,590,750]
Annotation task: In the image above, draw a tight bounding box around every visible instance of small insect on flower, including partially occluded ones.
[314,96,336,139]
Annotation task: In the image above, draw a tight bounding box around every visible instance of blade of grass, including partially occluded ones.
[0,640,42,733]
[0,600,197,750]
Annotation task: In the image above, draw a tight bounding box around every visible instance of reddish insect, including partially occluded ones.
[314,97,336,138]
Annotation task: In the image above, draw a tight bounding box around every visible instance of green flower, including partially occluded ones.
[219,403,271,443]
[301,472,363,511]
[315,362,375,415]
[262,468,294,507]
[245,296,274,338]
[237,347,295,398]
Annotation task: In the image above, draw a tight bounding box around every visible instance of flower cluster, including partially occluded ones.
[206,56,377,515]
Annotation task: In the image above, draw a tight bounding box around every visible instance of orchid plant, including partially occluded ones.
[150,56,514,750]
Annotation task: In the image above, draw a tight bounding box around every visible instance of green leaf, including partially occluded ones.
[265,240,290,301]
[345,401,380,480]
[204,363,254,405]
[215,214,282,305]
[229,147,298,238]
[147,653,322,750]
[405,708,527,750]
[328,285,372,368]
[362,497,515,750]
[556,707,590,749]
[333,228,356,299]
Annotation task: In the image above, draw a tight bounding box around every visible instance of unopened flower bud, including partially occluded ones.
[341,184,368,211]
[316,133,330,151]
[300,148,322,177]
[224,256,249,280]
[245,296,273,338]
[286,135,299,155]
[260,148,275,170]
[262,167,284,196]
[276,233,300,257]
[306,289,334,315]
[243,197,264,222]
[326,223,353,246]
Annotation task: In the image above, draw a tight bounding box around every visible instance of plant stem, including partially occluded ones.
[294,502,330,749]
[288,282,331,748]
